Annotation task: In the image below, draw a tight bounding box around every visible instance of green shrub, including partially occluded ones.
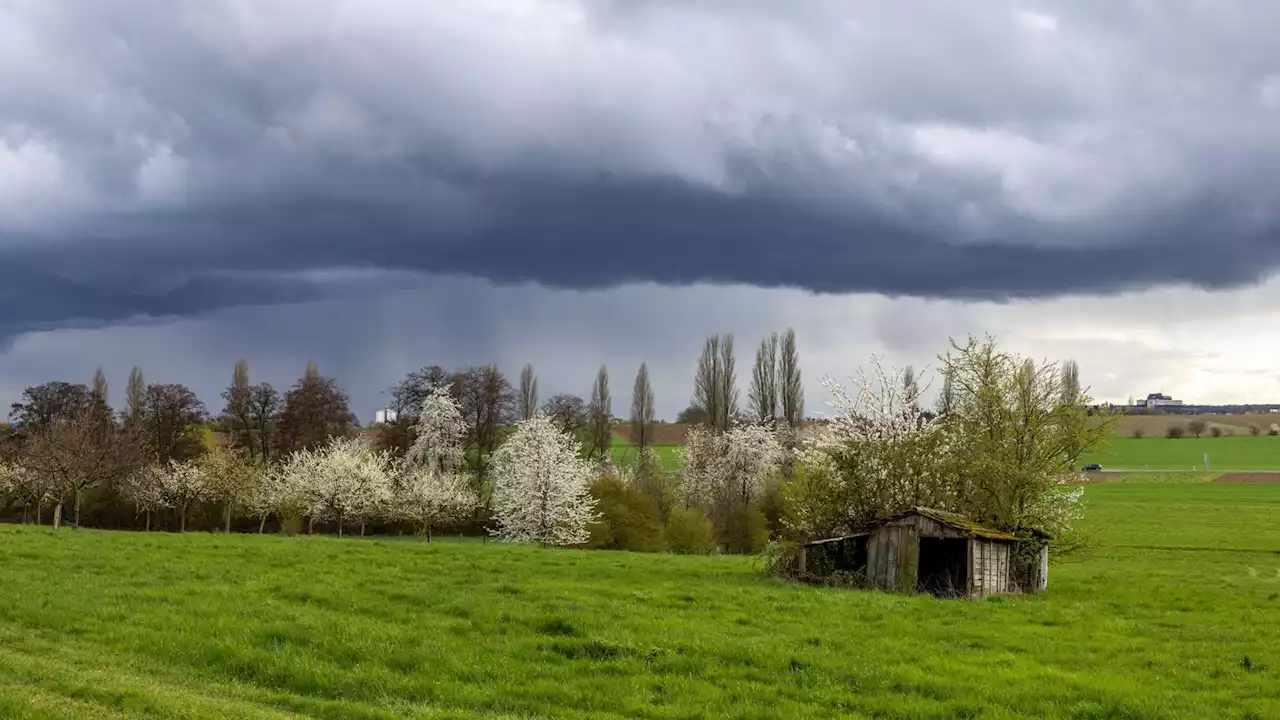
[757,476,787,539]
[630,463,682,525]
[714,500,771,555]
[664,507,716,555]
[586,475,664,552]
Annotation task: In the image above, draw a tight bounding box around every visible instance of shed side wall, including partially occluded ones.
[970,539,1016,597]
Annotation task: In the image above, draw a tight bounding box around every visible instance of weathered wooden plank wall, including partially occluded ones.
[1033,545,1049,591]
[898,527,918,592]
[864,513,1026,598]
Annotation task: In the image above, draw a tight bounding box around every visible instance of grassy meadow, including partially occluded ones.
[601,417,1280,473]
[2,478,1279,719]
[1079,435,1280,471]
[609,432,683,471]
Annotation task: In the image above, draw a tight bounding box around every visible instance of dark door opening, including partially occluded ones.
[805,535,868,576]
[917,538,968,597]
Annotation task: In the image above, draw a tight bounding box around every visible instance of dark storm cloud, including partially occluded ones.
[4,0,1280,337]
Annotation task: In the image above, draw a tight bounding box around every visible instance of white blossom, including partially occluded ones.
[721,424,785,500]
[153,460,211,532]
[249,462,310,530]
[121,464,167,529]
[490,414,597,546]
[813,357,938,449]
[782,358,950,537]
[679,423,784,507]
[408,384,467,473]
[395,383,477,537]
[1,461,57,522]
[277,436,395,537]
[395,463,478,537]
[679,425,727,507]
[790,348,1094,541]
[1024,480,1086,538]
[199,444,264,532]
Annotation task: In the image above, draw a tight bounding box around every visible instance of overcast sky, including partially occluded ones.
[4,1,1280,420]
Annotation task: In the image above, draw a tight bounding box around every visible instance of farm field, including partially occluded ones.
[1111,413,1280,438]
[609,431,683,470]
[1,480,1278,718]
[1079,436,1280,471]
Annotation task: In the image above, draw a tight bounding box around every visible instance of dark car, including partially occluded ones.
[1082,464,1103,472]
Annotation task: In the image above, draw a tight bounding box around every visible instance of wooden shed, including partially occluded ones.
[796,507,1047,599]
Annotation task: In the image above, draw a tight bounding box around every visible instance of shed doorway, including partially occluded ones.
[917,538,968,597]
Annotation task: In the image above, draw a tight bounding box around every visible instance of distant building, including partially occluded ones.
[1140,393,1183,409]
[374,408,399,424]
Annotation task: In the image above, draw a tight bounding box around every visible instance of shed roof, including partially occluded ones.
[882,507,1018,541]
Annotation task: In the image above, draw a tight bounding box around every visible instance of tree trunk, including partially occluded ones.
[21,504,29,525]
[307,516,314,535]
[224,501,233,534]
[360,522,365,537]
[53,502,62,530]
[35,502,41,526]
[427,527,432,543]
[180,506,187,533]
[74,488,82,528]
[146,510,151,532]
[258,516,267,534]
[337,514,344,539]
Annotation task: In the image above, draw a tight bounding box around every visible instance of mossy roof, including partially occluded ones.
[883,507,1019,541]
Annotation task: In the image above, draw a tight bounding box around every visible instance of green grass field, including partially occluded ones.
[600,420,1280,473]
[1079,435,1280,471]
[2,479,1278,718]
[609,433,682,470]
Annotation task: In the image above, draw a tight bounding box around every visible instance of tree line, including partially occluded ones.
[0,328,804,541]
[1,330,1107,561]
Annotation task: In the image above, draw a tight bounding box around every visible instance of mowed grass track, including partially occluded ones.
[1079,435,1280,471]
[1,483,1279,719]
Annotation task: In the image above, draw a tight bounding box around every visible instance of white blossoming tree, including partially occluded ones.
[199,444,264,533]
[803,360,950,528]
[785,341,1111,548]
[154,460,211,533]
[678,426,727,509]
[1,461,57,525]
[398,386,478,538]
[278,437,394,538]
[249,461,310,534]
[679,424,784,507]
[2,458,55,520]
[721,424,785,503]
[783,358,951,538]
[490,415,597,546]
[407,385,467,473]
[121,464,167,531]
[397,465,478,539]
